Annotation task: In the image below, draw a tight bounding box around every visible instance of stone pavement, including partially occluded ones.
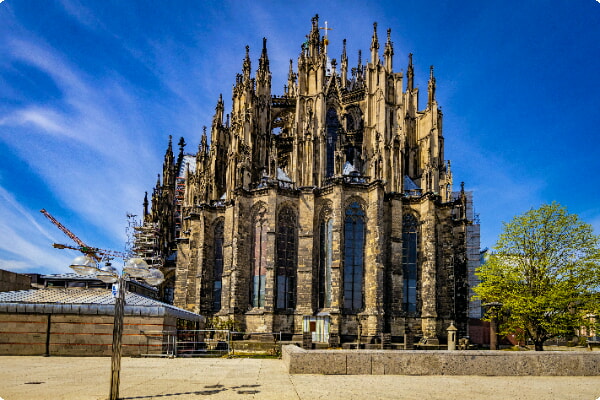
[1,356,599,400]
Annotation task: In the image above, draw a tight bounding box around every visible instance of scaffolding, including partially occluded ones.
[132,222,163,268]
[452,191,482,319]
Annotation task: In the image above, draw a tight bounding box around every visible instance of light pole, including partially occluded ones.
[70,255,164,400]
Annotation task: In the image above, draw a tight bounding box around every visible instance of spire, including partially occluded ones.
[164,135,174,166]
[407,53,414,91]
[428,65,436,106]
[308,14,321,58]
[166,135,173,156]
[370,22,379,64]
[384,28,394,71]
[213,94,224,126]
[356,49,364,85]
[286,59,296,96]
[242,45,251,82]
[143,191,149,216]
[341,38,348,86]
[177,136,186,167]
[259,37,269,71]
[200,126,208,154]
[256,38,271,92]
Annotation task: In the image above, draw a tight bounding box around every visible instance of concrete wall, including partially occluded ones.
[0,312,175,356]
[282,345,600,376]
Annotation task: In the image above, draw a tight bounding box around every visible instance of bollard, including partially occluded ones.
[447,323,457,351]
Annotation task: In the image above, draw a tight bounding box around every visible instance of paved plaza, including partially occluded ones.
[1,356,599,400]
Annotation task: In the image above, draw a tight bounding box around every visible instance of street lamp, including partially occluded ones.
[69,255,164,400]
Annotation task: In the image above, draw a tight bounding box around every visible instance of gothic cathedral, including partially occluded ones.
[140,15,475,344]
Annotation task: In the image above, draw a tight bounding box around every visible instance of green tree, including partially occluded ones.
[474,202,600,351]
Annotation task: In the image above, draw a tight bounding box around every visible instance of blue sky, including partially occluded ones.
[1,0,599,274]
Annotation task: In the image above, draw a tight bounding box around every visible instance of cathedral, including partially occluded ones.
[139,15,476,344]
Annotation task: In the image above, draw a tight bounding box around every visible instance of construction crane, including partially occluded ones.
[51,243,129,260]
[40,208,127,262]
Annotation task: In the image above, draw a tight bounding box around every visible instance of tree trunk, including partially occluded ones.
[534,341,544,351]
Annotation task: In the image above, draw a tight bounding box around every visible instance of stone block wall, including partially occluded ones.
[282,345,600,376]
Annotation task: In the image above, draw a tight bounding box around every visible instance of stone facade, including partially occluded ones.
[143,15,475,343]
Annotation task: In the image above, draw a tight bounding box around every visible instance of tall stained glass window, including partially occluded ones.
[213,219,224,312]
[317,216,333,309]
[250,207,268,308]
[326,108,340,177]
[343,202,365,311]
[276,207,297,310]
[402,214,418,312]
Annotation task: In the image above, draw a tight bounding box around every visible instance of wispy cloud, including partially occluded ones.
[0,186,74,273]
[0,32,159,263]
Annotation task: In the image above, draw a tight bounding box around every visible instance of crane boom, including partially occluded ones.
[52,243,129,260]
[40,209,88,248]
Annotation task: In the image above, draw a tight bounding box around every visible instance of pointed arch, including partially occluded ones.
[343,201,365,311]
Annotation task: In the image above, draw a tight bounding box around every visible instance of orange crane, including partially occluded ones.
[40,209,128,261]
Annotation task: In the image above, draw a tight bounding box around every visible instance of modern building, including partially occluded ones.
[140,15,478,344]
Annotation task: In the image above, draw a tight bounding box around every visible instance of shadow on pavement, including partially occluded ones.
[122,384,261,398]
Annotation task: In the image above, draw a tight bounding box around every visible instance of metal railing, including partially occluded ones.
[175,329,231,357]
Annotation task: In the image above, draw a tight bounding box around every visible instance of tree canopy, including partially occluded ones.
[474,202,600,350]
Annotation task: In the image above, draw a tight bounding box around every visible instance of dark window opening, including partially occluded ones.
[276,207,297,310]
[343,202,365,311]
[402,214,418,313]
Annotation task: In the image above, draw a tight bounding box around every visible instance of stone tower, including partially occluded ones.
[144,15,475,344]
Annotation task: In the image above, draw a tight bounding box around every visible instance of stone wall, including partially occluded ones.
[282,345,600,376]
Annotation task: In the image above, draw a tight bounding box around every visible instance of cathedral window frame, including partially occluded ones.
[316,205,333,310]
[402,212,419,314]
[342,199,366,312]
[325,107,342,178]
[212,218,225,312]
[250,203,268,309]
[275,204,298,311]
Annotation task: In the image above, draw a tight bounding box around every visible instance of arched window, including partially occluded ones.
[326,108,340,177]
[317,214,333,309]
[343,202,365,311]
[250,206,268,308]
[213,220,224,312]
[402,214,418,313]
[276,207,297,310]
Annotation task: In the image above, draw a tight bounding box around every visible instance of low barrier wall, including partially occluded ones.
[282,345,600,376]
